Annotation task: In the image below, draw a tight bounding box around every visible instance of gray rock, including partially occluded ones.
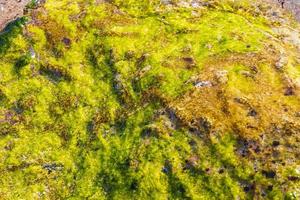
[42,163,63,173]
[191,1,200,8]
[194,80,212,88]
[29,47,36,58]
[0,0,31,31]
[269,0,300,21]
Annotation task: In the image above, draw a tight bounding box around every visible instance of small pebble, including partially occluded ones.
[195,81,212,88]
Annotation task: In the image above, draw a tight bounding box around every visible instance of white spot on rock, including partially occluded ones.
[195,81,212,88]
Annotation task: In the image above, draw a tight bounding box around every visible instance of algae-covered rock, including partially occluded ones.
[0,0,299,199]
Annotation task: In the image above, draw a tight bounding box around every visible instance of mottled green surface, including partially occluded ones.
[0,0,299,199]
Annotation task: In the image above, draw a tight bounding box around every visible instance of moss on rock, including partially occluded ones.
[0,0,299,199]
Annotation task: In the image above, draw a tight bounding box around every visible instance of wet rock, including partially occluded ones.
[42,163,63,173]
[162,160,172,174]
[29,47,36,58]
[262,170,276,178]
[248,109,258,117]
[62,37,71,46]
[194,81,212,88]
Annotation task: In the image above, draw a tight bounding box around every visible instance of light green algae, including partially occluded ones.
[0,0,299,199]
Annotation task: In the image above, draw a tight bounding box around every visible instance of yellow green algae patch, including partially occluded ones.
[0,0,299,199]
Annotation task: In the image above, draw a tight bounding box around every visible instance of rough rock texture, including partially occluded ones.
[272,0,300,20]
[285,0,300,20]
[0,0,299,31]
[0,0,30,31]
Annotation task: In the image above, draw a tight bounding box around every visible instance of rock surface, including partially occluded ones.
[284,0,300,20]
[0,0,30,31]
[0,0,300,32]
[272,0,300,20]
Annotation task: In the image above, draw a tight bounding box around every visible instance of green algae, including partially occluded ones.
[0,17,27,54]
[0,0,299,199]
